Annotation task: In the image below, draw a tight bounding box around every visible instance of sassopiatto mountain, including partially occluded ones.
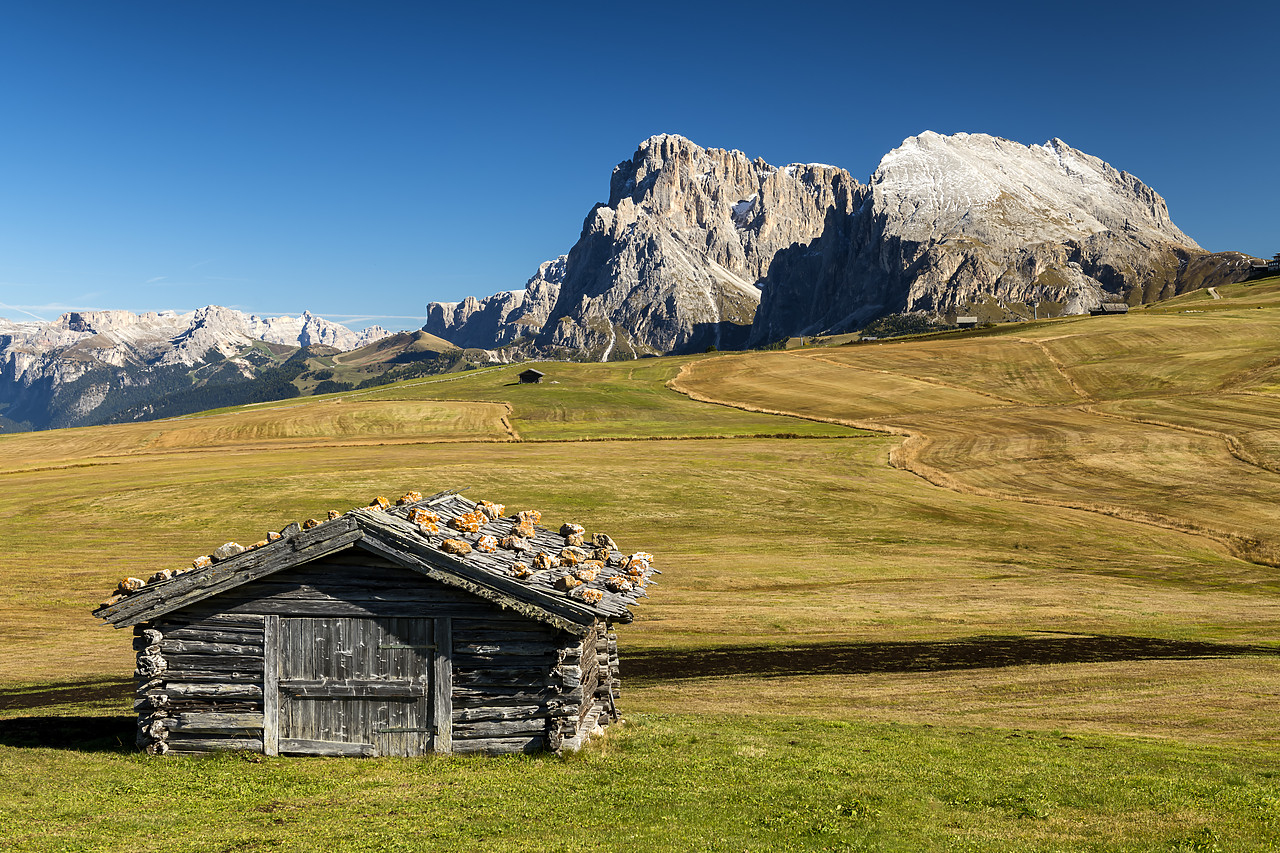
[0,306,391,431]
[428,132,1253,357]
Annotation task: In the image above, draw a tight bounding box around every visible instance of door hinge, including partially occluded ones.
[378,644,437,650]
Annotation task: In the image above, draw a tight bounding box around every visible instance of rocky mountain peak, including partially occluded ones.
[749,130,1239,344]
[534,136,864,356]
[420,131,1247,359]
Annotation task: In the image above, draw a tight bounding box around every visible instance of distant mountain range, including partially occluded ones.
[0,307,413,431]
[3,131,1262,432]
[426,132,1256,358]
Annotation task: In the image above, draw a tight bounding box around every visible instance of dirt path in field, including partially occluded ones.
[668,358,1280,568]
[1009,337,1095,401]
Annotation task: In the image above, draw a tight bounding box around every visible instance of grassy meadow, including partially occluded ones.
[3,288,1280,850]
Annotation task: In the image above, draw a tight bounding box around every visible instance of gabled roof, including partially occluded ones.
[93,491,657,636]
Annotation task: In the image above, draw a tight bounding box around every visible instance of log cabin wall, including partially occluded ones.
[133,545,620,757]
[134,614,266,755]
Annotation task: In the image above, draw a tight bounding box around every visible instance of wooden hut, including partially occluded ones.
[955,316,979,329]
[518,368,545,384]
[1090,302,1130,316]
[93,490,656,757]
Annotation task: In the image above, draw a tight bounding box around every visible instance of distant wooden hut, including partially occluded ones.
[1090,303,1130,316]
[518,368,545,384]
[955,316,980,329]
[93,490,656,757]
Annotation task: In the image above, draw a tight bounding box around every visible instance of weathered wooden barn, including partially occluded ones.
[1090,302,1130,315]
[518,368,545,384]
[93,490,656,757]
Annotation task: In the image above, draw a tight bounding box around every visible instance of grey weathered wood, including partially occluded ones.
[263,614,279,756]
[452,704,553,723]
[174,598,520,620]
[145,671,262,684]
[167,712,264,734]
[165,683,263,699]
[164,654,263,673]
[160,639,263,656]
[154,627,264,645]
[279,680,427,699]
[291,515,359,551]
[160,613,266,630]
[433,617,451,754]
[450,735,544,755]
[100,530,362,626]
[279,738,377,757]
[453,719,548,739]
[165,735,265,752]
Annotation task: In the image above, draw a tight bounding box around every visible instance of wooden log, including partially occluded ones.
[165,683,263,699]
[166,701,262,713]
[165,735,265,753]
[452,669,548,688]
[167,712,264,735]
[279,738,376,758]
[158,613,266,630]
[452,641,558,657]
[451,653,556,668]
[135,653,166,677]
[160,639,264,656]
[154,626,264,644]
[164,654,263,673]
[453,719,548,739]
[450,735,545,755]
[145,671,262,684]
[452,704,553,723]
[452,686,551,703]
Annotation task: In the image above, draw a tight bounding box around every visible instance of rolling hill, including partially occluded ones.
[2,284,1278,850]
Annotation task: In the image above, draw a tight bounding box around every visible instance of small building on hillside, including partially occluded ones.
[955,316,979,329]
[518,368,545,384]
[1090,302,1130,316]
[94,490,656,757]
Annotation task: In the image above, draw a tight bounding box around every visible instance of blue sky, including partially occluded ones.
[0,1,1275,331]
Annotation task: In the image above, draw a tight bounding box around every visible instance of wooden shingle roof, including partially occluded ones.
[93,490,656,635]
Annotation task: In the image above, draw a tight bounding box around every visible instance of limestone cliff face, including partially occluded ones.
[540,134,861,356]
[430,131,1249,356]
[750,132,1247,342]
[425,256,565,349]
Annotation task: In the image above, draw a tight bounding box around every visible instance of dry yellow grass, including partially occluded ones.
[674,308,1280,567]
[0,399,515,471]
[3,309,1279,750]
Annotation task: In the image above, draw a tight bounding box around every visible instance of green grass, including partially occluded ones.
[2,706,1278,852]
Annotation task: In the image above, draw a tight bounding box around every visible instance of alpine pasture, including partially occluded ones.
[2,284,1279,851]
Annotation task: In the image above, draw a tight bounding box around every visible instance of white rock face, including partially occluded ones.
[0,305,392,428]
[542,134,860,356]
[750,131,1244,342]
[872,132,1195,246]
[425,256,565,349]
[426,135,862,357]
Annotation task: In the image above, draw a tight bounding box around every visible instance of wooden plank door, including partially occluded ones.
[276,617,435,757]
